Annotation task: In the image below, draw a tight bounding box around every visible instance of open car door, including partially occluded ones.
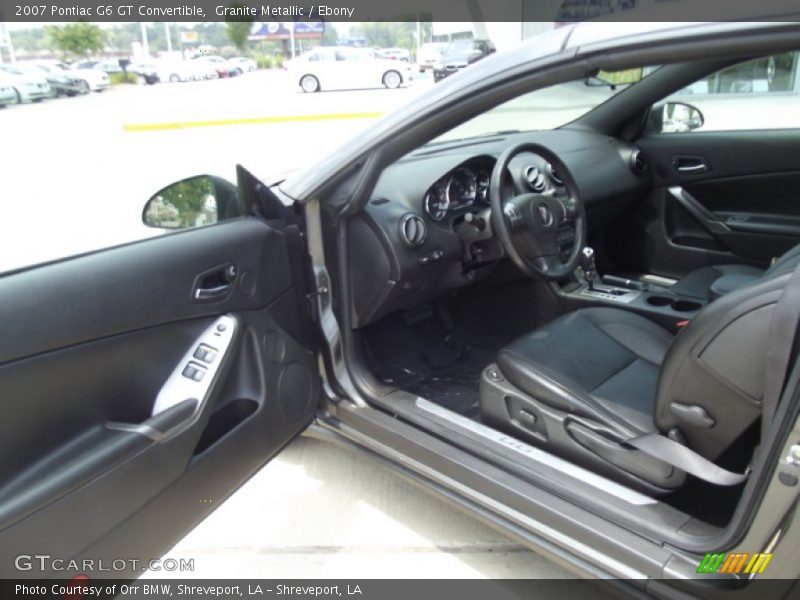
[0,168,319,578]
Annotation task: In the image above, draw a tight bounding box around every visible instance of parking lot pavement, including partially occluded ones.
[0,70,434,273]
[143,436,573,579]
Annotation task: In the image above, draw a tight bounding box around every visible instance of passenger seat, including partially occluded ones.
[668,243,800,301]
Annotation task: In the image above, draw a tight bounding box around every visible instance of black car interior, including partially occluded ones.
[349,53,800,533]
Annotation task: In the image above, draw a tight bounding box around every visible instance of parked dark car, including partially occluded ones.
[128,63,160,85]
[432,38,496,82]
[25,61,86,96]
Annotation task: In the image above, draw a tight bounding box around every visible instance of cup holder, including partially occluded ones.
[673,299,702,312]
[646,295,702,312]
[646,295,673,307]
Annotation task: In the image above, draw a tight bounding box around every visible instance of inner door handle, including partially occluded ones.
[671,156,709,174]
[195,284,231,300]
[193,264,237,301]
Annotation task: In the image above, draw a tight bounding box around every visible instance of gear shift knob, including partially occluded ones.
[580,246,596,290]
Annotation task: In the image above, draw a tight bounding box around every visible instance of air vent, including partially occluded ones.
[525,166,546,192]
[547,163,563,186]
[400,213,427,247]
[630,149,648,174]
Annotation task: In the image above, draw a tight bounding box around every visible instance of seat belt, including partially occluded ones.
[629,262,800,487]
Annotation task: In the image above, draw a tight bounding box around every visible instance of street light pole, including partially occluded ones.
[0,22,16,63]
[164,22,172,53]
[140,22,150,58]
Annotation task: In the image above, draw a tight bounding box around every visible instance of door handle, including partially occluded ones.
[195,284,231,300]
[670,156,709,174]
[193,264,237,301]
[677,163,707,173]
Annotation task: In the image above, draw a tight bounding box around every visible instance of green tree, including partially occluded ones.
[48,23,105,59]
[225,3,253,53]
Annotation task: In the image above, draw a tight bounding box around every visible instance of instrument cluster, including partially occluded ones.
[422,157,494,222]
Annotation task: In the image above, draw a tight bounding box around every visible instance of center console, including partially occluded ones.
[556,247,706,332]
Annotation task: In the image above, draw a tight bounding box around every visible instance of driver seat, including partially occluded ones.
[480,268,799,494]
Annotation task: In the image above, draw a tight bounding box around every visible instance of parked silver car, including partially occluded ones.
[0,65,53,102]
[0,72,20,107]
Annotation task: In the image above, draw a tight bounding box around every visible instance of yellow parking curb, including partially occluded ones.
[123,111,384,132]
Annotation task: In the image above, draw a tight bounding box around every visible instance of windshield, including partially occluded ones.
[432,67,656,143]
[445,39,476,55]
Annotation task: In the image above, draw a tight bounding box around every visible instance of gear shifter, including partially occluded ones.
[580,246,597,291]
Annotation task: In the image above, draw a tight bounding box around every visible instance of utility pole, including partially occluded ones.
[140,22,150,58]
[164,23,172,53]
[0,22,16,63]
[288,22,295,59]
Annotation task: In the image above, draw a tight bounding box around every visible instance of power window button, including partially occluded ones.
[182,364,205,382]
[193,344,217,364]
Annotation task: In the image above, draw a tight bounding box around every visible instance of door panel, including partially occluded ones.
[609,130,800,278]
[0,217,319,578]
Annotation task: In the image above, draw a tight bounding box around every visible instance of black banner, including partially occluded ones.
[4,579,634,600]
[4,578,800,600]
[0,0,799,23]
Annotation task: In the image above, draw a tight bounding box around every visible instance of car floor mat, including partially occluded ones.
[372,344,494,419]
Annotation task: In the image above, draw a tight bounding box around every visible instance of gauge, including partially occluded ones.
[447,167,478,209]
[475,170,490,200]
[424,185,450,221]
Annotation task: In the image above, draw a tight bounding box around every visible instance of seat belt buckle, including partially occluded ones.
[676,320,690,328]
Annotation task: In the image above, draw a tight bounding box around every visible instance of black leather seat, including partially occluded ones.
[496,308,671,436]
[480,269,797,494]
[668,243,800,301]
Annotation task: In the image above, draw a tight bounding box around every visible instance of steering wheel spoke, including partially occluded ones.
[489,143,586,281]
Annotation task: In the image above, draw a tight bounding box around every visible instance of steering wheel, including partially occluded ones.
[489,143,586,281]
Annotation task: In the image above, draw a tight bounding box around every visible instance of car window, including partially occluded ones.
[308,49,334,62]
[336,49,365,62]
[654,52,800,133]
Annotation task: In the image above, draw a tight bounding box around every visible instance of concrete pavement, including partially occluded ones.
[143,436,572,579]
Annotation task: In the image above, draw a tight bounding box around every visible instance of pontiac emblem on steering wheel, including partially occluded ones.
[536,203,554,228]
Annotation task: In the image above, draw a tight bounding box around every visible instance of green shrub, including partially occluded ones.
[254,55,272,70]
[253,54,284,70]
[109,72,138,85]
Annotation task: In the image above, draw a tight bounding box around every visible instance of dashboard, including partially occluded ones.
[348,129,652,328]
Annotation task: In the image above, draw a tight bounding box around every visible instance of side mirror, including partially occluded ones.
[143,175,243,230]
[651,101,705,133]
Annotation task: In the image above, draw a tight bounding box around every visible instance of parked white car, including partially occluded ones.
[33,60,109,92]
[146,59,197,83]
[285,46,412,93]
[188,59,220,81]
[0,65,53,102]
[376,47,412,62]
[227,56,257,73]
